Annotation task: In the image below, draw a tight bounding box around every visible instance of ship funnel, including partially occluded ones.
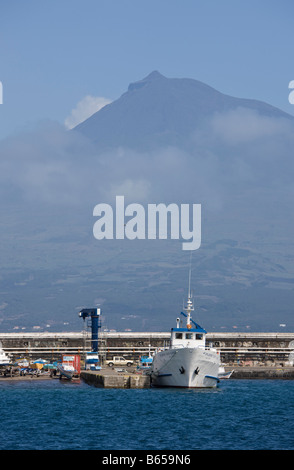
[176,318,180,328]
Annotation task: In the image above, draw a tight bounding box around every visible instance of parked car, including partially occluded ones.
[105,356,134,367]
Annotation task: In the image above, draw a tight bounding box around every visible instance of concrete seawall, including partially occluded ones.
[230,366,294,379]
[81,369,151,388]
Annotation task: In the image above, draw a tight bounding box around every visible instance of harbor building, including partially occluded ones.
[0,331,294,367]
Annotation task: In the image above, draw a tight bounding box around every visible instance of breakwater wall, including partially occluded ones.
[0,331,294,366]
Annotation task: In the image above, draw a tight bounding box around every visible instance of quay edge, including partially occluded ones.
[80,366,294,388]
[1,367,294,385]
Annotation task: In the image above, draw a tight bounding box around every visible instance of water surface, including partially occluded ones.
[0,379,293,450]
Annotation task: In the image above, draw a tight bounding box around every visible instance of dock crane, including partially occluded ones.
[78,308,101,353]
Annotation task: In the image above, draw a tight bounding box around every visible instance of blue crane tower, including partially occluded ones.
[78,308,101,352]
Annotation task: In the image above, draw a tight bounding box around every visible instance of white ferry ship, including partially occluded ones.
[151,272,220,388]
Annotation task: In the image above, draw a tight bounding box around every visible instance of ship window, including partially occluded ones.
[175,333,183,339]
[185,333,193,339]
[196,334,203,340]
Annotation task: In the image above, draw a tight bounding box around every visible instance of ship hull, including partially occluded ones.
[151,347,220,388]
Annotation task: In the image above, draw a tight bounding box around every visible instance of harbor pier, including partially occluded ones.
[1,329,294,385]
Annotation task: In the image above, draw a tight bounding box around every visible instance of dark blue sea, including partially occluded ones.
[0,378,293,451]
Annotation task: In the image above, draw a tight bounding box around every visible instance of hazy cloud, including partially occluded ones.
[210,107,294,146]
[1,107,294,216]
[0,121,99,205]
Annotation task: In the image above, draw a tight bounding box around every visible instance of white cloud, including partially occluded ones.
[64,95,112,129]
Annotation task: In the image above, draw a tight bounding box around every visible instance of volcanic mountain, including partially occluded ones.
[1,71,294,332]
[74,70,293,151]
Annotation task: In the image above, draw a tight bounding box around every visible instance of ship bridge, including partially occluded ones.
[170,314,207,349]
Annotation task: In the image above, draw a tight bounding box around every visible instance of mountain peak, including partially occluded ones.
[144,70,166,81]
[128,70,166,92]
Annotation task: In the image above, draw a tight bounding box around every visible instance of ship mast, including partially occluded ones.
[184,254,194,327]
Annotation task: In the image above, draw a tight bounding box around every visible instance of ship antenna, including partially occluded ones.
[188,253,192,299]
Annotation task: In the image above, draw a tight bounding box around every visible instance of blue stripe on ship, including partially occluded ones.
[205,375,220,382]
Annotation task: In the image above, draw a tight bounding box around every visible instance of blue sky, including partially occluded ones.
[0,0,294,140]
